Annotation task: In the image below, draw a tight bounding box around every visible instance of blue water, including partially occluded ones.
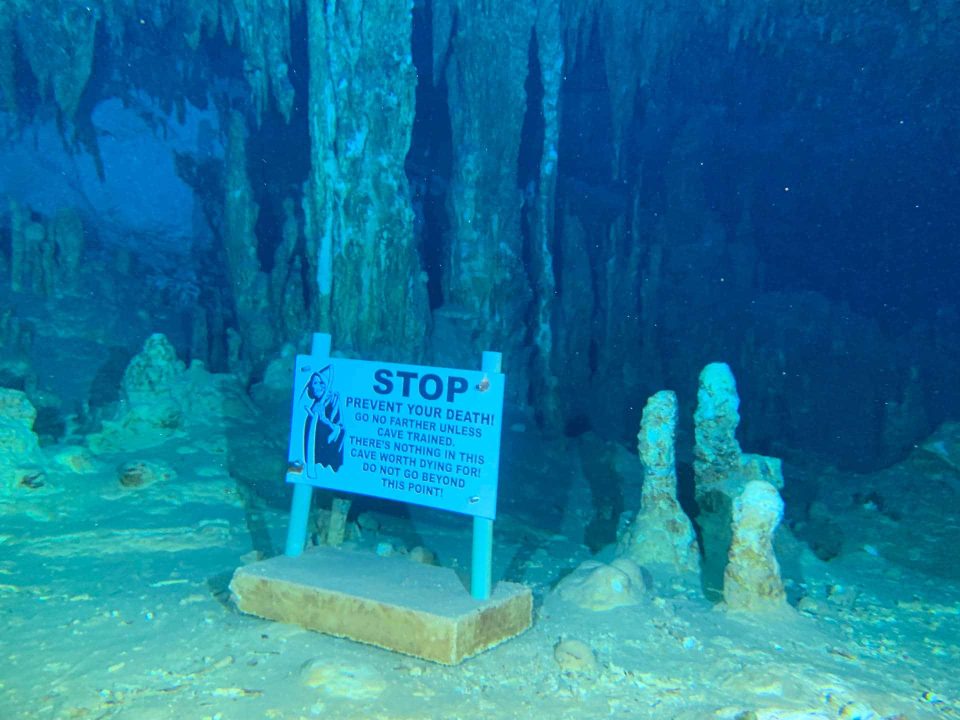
[0,2,958,718]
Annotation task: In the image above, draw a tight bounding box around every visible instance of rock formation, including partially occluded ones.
[0,387,44,494]
[694,362,784,599]
[618,390,700,579]
[723,480,789,613]
[555,557,646,612]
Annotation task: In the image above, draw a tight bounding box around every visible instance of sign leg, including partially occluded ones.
[284,482,314,557]
[471,516,493,600]
[470,349,502,601]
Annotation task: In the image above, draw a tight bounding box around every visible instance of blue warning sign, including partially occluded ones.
[287,355,506,519]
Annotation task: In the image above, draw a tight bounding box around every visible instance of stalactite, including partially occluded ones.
[525,4,564,426]
[229,0,295,123]
[15,3,98,119]
[182,0,221,50]
[431,0,456,86]
[588,214,645,437]
[598,2,643,169]
[663,113,714,245]
[637,213,663,389]
[223,111,273,364]
[3,0,298,123]
[552,207,593,428]
[271,198,308,341]
[557,0,596,70]
[0,13,15,113]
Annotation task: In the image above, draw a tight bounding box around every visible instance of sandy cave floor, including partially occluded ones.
[0,415,958,720]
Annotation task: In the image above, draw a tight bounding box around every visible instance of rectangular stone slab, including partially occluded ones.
[229,547,532,665]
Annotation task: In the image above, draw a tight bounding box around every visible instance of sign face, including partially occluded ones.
[287,355,506,519]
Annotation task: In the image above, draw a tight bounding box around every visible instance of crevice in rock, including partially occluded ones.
[407,0,452,311]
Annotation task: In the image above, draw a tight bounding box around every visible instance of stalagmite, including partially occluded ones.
[190,307,210,367]
[49,208,84,294]
[0,388,43,495]
[9,200,27,292]
[36,225,55,298]
[723,480,789,613]
[325,497,352,548]
[694,362,784,598]
[618,391,700,578]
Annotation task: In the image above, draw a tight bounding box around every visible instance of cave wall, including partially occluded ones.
[0,0,958,469]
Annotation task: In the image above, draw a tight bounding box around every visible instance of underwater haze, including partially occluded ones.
[1,1,958,718]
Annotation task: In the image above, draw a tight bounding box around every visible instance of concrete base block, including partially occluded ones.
[229,547,532,665]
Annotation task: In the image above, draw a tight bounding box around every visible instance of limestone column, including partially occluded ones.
[303,0,428,358]
[441,0,536,370]
[618,390,700,579]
